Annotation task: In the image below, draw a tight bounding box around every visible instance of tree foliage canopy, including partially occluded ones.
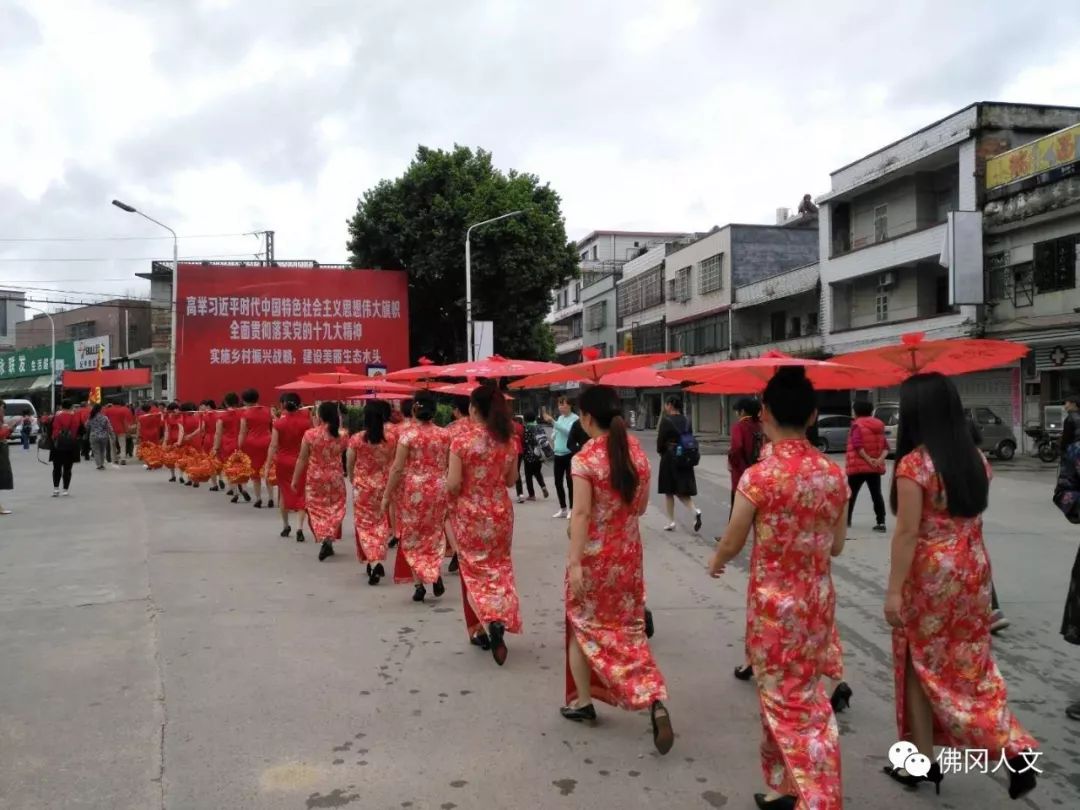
[347,145,578,364]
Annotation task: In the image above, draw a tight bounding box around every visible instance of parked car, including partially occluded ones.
[873,401,1016,460]
[813,414,851,453]
[1,398,39,443]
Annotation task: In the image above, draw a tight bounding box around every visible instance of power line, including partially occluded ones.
[0,232,261,243]
[1,284,151,300]
[0,253,264,262]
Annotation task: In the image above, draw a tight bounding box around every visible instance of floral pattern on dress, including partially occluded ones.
[350,429,397,563]
[397,421,449,584]
[893,448,1037,759]
[565,434,666,710]
[274,411,311,511]
[737,438,848,809]
[449,422,522,637]
[302,427,347,541]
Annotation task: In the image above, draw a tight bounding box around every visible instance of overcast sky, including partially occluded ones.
[2,0,1079,308]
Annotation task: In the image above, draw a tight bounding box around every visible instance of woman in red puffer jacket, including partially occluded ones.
[845,400,889,531]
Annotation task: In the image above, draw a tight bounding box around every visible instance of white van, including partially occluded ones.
[1,399,39,442]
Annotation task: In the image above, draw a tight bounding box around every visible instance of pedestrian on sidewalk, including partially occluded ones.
[520,411,549,501]
[0,401,13,514]
[709,367,849,809]
[293,401,348,562]
[87,404,114,471]
[728,397,763,513]
[446,382,521,665]
[19,409,33,452]
[883,372,1038,800]
[1053,392,1080,722]
[845,400,889,532]
[48,399,81,497]
[347,402,395,584]
[656,396,702,532]
[562,385,673,755]
[540,397,579,519]
[104,402,132,466]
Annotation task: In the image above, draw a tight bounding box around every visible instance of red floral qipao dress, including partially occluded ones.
[350,429,397,563]
[396,421,449,584]
[737,438,848,810]
[893,448,1037,759]
[449,423,521,639]
[302,427,347,541]
[565,435,666,710]
[274,410,311,511]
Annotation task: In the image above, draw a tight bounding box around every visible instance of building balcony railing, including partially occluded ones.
[824,223,948,283]
[732,332,824,359]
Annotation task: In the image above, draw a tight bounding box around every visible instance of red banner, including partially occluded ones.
[64,368,151,389]
[175,264,409,402]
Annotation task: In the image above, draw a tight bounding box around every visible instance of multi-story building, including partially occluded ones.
[818,102,1080,434]
[549,230,688,363]
[664,222,818,432]
[731,262,822,359]
[0,288,26,351]
[983,120,1080,429]
[16,298,153,361]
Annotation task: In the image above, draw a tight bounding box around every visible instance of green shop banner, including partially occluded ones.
[0,341,76,381]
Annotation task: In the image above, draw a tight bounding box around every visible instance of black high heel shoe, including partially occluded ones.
[471,632,491,650]
[267,499,274,509]
[753,794,796,809]
[318,540,334,561]
[433,577,445,598]
[389,536,399,548]
[413,584,426,603]
[230,494,240,504]
[448,553,459,573]
[489,621,507,666]
[1008,754,1037,800]
[650,700,674,755]
[373,563,385,579]
[560,704,597,722]
[295,529,305,543]
[280,526,291,538]
[883,762,943,794]
[830,682,853,712]
[734,664,754,681]
[367,565,379,586]
[252,499,262,509]
[241,490,252,503]
[644,607,655,639]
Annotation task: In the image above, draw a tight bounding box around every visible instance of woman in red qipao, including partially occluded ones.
[136,403,164,470]
[347,401,397,585]
[381,393,448,603]
[267,393,311,542]
[442,397,473,574]
[293,401,348,562]
[446,383,521,665]
[214,392,251,502]
[176,402,204,487]
[561,385,674,755]
[884,373,1039,801]
[709,367,848,810]
[238,388,273,509]
[162,403,183,483]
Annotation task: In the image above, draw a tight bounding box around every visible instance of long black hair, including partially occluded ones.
[413,392,436,423]
[318,401,340,438]
[363,403,386,444]
[578,385,638,505]
[890,372,988,518]
[470,382,512,443]
[762,367,816,428]
[280,392,301,412]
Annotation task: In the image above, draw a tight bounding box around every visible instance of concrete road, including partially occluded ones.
[0,445,1077,809]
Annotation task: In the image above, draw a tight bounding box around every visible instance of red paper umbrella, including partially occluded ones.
[831,332,1029,379]
[332,378,418,396]
[663,350,891,393]
[435,355,564,379]
[384,356,446,382]
[299,367,368,384]
[340,391,414,402]
[433,382,515,400]
[275,380,347,400]
[597,367,681,389]
[509,349,682,389]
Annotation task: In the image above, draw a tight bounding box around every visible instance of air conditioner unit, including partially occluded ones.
[879,271,896,288]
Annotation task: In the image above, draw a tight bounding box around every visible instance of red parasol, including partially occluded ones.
[436,355,563,379]
[384,356,446,382]
[341,391,414,402]
[433,382,514,400]
[275,380,345,399]
[299,367,369,385]
[663,350,892,393]
[597,367,681,389]
[332,378,418,395]
[831,332,1029,379]
[509,348,682,389]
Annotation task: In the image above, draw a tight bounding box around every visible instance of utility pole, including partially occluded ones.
[264,231,275,263]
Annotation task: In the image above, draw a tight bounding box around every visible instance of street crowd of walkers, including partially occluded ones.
[18,366,1068,809]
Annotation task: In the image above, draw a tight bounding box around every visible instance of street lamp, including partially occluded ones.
[112,199,178,399]
[17,303,55,413]
[465,210,525,361]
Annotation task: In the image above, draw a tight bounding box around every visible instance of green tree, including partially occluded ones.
[347,145,579,363]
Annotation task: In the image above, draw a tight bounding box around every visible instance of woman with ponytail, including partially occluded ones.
[347,402,397,585]
[708,366,848,809]
[268,393,311,542]
[561,385,673,755]
[381,392,449,602]
[446,382,521,664]
[293,401,348,562]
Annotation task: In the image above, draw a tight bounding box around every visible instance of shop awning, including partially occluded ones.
[29,375,54,391]
[0,377,35,396]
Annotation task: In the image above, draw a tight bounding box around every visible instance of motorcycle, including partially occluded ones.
[1024,426,1061,463]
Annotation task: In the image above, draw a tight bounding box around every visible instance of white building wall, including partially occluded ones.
[0,289,26,350]
[664,230,731,323]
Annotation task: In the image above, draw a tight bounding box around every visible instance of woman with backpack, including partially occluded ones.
[520,411,550,501]
[656,396,703,533]
[48,399,82,497]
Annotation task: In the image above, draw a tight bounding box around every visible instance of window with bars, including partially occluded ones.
[69,321,96,340]
[585,300,607,331]
[669,266,692,303]
[617,266,664,319]
[628,321,665,354]
[1033,234,1078,293]
[698,253,723,294]
[670,313,729,356]
[874,205,888,243]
